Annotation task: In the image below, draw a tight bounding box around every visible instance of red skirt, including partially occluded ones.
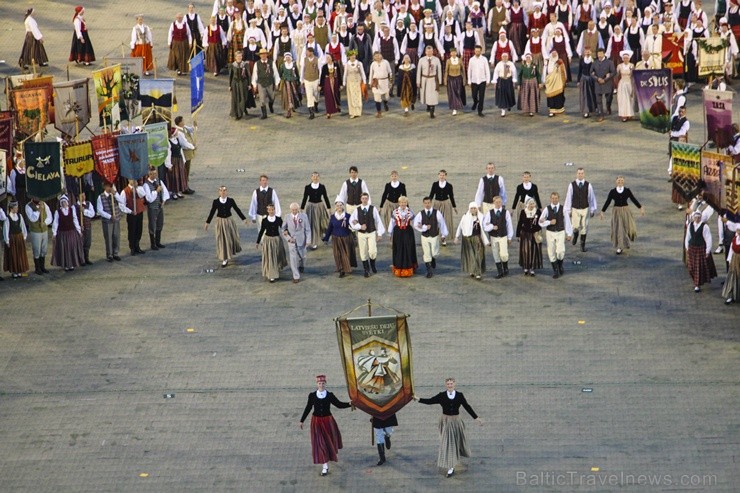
[686,245,717,287]
[310,415,343,464]
[131,44,153,71]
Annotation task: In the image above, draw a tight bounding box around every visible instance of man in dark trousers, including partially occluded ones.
[591,47,615,122]
[349,24,374,78]
[372,413,398,465]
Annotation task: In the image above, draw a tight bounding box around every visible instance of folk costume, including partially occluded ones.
[25,200,52,275]
[69,6,95,64]
[564,177,597,252]
[516,199,544,275]
[388,205,417,277]
[3,205,29,277]
[379,180,407,226]
[684,213,717,291]
[142,174,170,250]
[229,58,256,119]
[97,188,131,261]
[343,56,367,118]
[51,196,85,271]
[301,182,331,248]
[130,18,154,74]
[168,17,193,74]
[413,205,448,277]
[601,185,642,254]
[320,61,343,116]
[455,203,489,278]
[20,9,48,68]
[205,196,247,264]
[517,54,541,115]
[323,205,358,276]
[256,214,288,281]
[444,54,466,112]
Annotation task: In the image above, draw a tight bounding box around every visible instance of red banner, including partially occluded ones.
[22,76,55,124]
[0,112,13,171]
[662,33,684,76]
[91,133,119,184]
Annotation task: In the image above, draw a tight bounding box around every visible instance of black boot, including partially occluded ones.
[369,258,377,273]
[580,235,587,252]
[363,260,370,277]
[40,256,49,273]
[155,231,166,248]
[84,253,93,265]
[385,435,391,449]
[557,259,564,275]
[383,101,389,112]
[503,261,509,276]
[150,234,159,251]
[34,258,43,275]
[376,444,386,466]
[430,106,435,118]
[268,101,274,113]
[495,262,504,279]
[314,103,319,112]
[572,229,579,245]
[309,108,315,120]
[552,262,560,279]
[260,107,267,120]
[425,262,433,278]
[135,243,145,254]
[431,257,436,269]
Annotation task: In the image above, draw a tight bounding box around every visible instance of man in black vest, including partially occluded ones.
[482,196,513,278]
[338,166,371,215]
[668,106,690,176]
[249,174,282,225]
[251,48,277,119]
[538,192,573,278]
[563,167,597,252]
[474,162,507,216]
[142,166,170,250]
[349,24,374,77]
[350,192,386,277]
[413,196,449,277]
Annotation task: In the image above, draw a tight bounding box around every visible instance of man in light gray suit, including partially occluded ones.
[590,47,615,122]
[282,202,311,284]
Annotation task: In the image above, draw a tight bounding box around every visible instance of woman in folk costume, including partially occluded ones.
[278,52,302,118]
[325,33,347,72]
[204,185,248,267]
[721,219,740,305]
[301,172,331,250]
[444,47,466,115]
[605,25,629,69]
[205,16,227,76]
[615,50,635,121]
[454,202,489,279]
[396,54,417,115]
[343,50,367,118]
[507,0,527,56]
[577,47,598,118]
[379,171,407,227]
[19,8,48,69]
[229,50,256,119]
[51,195,85,272]
[168,13,192,75]
[130,15,154,76]
[546,26,571,82]
[165,125,195,200]
[599,176,644,255]
[3,201,29,279]
[226,10,246,64]
[299,375,352,477]
[543,50,567,117]
[388,196,418,277]
[516,198,543,276]
[517,52,540,116]
[256,203,287,282]
[320,53,343,118]
[683,16,709,85]
[323,201,357,277]
[492,52,517,117]
[69,5,95,65]
[684,211,717,292]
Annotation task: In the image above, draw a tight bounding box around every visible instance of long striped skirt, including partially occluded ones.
[310,415,343,464]
[214,216,242,261]
[686,245,717,287]
[261,235,287,280]
[330,234,357,273]
[436,415,471,469]
[305,202,329,247]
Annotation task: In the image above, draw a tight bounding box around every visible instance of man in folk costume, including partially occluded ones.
[460,21,481,73]
[175,116,196,195]
[168,13,192,75]
[249,175,282,226]
[368,51,393,117]
[251,48,279,119]
[302,47,324,118]
[25,199,52,275]
[141,166,170,251]
[474,162,508,217]
[482,196,514,279]
[576,20,603,58]
[542,12,569,52]
[371,413,399,465]
[282,202,311,283]
[131,15,154,76]
[350,192,386,277]
[538,191,573,279]
[417,45,443,118]
[524,27,545,76]
[186,3,206,55]
[591,46,615,121]
[124,179,147,256]
[467,44,490,116]
[635,50,657,69]
[349,24,374,76]
[338,166,371,217]
[487,0,508,40]
[314,10,332,49]
[373,24,400,95]
[77,193,95,265]
[564,168,597,253]
[413,196,449,278]
[97,182,131,262]
[643,23,663,70]
[490,27,519,64]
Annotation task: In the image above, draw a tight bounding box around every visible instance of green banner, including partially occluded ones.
[145,122,169,167]
[671,142,702,201]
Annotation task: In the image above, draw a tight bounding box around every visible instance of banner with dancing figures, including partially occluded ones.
[0,150,7,201]
[703,89,733,148]
[336,314,414,420]
[144,122,169,167]
[53,78,91,138]
[91,133,120,184]
[92,65,123,129]
[11,87,48,136]
[634,69,672,133]
[63,141,95,178]
[139,79,175,124]
[118,132,150,180]
[24,141,63,201]
[662,33,684,76]
[672,142,702,201]
[106,57,143,120]
[190,52,205,114]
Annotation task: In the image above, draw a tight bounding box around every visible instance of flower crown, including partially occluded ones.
[347,49,358,56]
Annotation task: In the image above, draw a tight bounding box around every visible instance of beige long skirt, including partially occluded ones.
[261,235,287,280]
[305,202,329,247]
[437,415,471,469]
[461,235,486,276]
[381,201,398,229]
[433,199,454,238]
[610,206,637,249]
[215,217,242,261]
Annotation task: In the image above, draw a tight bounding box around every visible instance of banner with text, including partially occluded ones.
[91,133,120,184]
[703,89,733,148]
[63,141,95,178]
[634,69,672,133]
[0,112,14,160]
[11,87,48,136]
[22,76,55,124]
[697,38,727,77]
[672,142,702,201]
[662,33,684,75]
[24,141,63,200]
[117,132,150,180]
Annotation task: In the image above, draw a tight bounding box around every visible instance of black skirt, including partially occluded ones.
[495,78,516,109]
[69,31,95,63]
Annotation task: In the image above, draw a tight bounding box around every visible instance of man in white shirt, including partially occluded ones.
[97,181,132,262]
[337,166,371,215]
[249,174,281,224]
[141,166,171,251]
[25,198,52,275]
[668,106,690,176]
[467,44,490,116]
[564,168,597,252]
[474,162,507,215]
[538,192,573,278]
[482,196,513,279]
[413,196,449,278]
[350,193,385,277]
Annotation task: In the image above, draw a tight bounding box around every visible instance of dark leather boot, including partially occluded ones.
[40,256,49,273]
[557,259,564,275]
[503,261,509,276]
[150,234,159,251]
[495,262,504,279]
[552,262,560,279]
[385,435,391,449]
[155,231,166,248]
[363,260,370,278]
[376,444,386,465]
[34,258,42,275]
[580,235,587,252]
[431,257,436,268]
[572,229,579,245]
[260,107,267,120]
[425,262,433,278]
[369,258,377,273]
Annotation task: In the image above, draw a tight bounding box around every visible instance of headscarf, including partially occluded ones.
[458,202,484,237]
[524,198,538,218]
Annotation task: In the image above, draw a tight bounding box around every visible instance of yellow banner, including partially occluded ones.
[698,38,727,77]
[63,141,95,177]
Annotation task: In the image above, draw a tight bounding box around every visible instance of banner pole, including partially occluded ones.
[368,298,372,317]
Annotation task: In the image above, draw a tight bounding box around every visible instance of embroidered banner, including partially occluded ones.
[697,38,727,77]
[22,76,55,124]
[24,141,63,200]
[0,150,7,201]
[53,78,91,138]
[139,78,175,124]
[0,112,14,159]
[190,52,205,114]
[106,57,143,120]
[92,64,123,129]
[671,142,702,201]
[11,87,48,136]
[662,33,684,75]
[724,164,740,221]
[144,122,169,167]
[91,133,120,184]
[703,89,733,148]
[117,132,150,180]
[634,69,672,133]
[63,141,95,178]
[336,314,414,420]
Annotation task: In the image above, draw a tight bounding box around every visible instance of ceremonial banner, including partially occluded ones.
[662,34,684,75]
[92,64,122,129]
[724,164,740,221]
[336,315,414,420]
[106,57,143,120]
[0,112,14,158]
[144,122,169,167]
[671,142,702,201]
[0,150,7,201]
[190,52,205,114]
[24,141,63,200]
[22,76,55,124]
[7,74,33,90]
[697,38,727,77]
[63,141,95,177]
[53,78,91,138]
[11,87,48,136]
[91,133,120,184]
[139,79,175,123]
[117,132,149,180]
[703,89,733,148]
[634,69,672,133]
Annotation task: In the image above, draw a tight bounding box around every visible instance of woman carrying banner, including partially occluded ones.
[19,8,48,69]
[204,186,248,267]
[454,202,489,280]
[299,375,352,477]
[414,378,482,478]
[543,50,567,117]
[51,195,85,271]
[256,203,287,282]
[3,201,29,279]
[323,200,357,277]
[599,176,645,255]
[517,198,543,276]
[69,6,95,66]
[388,196,417,277]
[615,50,635,122]
[130,15,154,76]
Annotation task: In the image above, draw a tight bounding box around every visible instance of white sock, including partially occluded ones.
[447,467,454,474]
[322,463,328,471]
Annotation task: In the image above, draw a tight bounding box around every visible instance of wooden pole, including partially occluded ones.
[120,43,125,58]
[368,298,372,317]
[31,59,37,77]
[66,65,70,82]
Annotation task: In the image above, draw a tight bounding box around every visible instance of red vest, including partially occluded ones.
[494,41,512,62]
[529,38,542,55]
[57,209,76,232]
[172,22,188,41]
[125,186,146,215]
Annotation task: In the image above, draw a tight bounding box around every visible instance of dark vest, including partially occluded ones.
[571,180,589,209]
[482,175,500,204]
[546,205,564,232]
[671,116,687,132]
[172,22,188,42]
[380,36,395,62]
[146,180,163,208]
[256,61,274,86]
[57,209,76,232]
[346,179,363,205]
[463,31,476,49]
[100,193,122,222]
[688,223,706,247]
[489,208,507,237]
[8,215,23,235]
[78,204,92,231]
[187,14,203,44]
[421,208,439,237]
[357,205,376,232]
[256,187,273,215]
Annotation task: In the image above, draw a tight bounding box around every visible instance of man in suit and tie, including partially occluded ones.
[283,202,311,283]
